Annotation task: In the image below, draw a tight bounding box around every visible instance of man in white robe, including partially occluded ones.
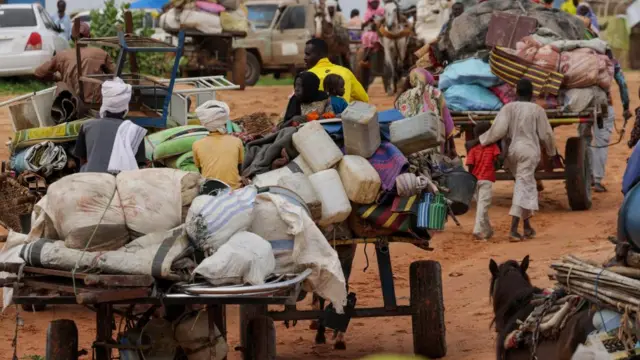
[478,79,558,241]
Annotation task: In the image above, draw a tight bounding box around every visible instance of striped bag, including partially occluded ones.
[357,202,412,233]
[489,47,564,97]
[416,193,431,229]
[185,186,258,253]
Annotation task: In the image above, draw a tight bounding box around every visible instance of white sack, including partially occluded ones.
[19,227,190,279]
[159,8,180,31]
[175,310,228,360]
[194,231,275,285]
[252,193,347,313]
[180,10,222,34]
[117,168,202,236]
[186,186,258,254]
[563,86,608,113]
[1,231,30,311]
[29,172,128,251]
[250,196,296,274]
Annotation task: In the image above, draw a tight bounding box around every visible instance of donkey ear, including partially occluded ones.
[489,259,499,277]
[521,255,530,273]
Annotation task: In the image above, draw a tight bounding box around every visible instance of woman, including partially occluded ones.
[395,68,457,157]
[361,0,384,53]
[282,72,333,126]
[577,2,600,34]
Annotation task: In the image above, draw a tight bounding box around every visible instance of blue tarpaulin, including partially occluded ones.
[129,0,166,9]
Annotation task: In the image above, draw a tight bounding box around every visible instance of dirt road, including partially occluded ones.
[0,74,637,359]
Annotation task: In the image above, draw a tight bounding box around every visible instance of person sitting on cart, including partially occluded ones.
[305,39,369,103]
[466,122,500,241]
[192,100,244,190]
[35,22,115,104]
[439,2,464,38]
[73,78,147,174]
[582,50,631,193]
[282,72,334,127]
[477,79,558,242]
[323,74,349,115]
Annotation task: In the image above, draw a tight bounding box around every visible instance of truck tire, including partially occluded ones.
[565,136,592,211]
[245,52,261,87]
[410,260,447,358]
[46,319,78,360]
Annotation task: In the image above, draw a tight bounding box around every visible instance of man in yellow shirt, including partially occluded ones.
[560,0,577,14]
[192,101,244,189]
[305,38,369,103]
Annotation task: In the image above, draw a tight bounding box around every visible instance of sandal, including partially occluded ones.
[509,232,523,242]
[524,228,536,239]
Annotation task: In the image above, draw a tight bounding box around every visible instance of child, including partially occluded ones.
[466,122,500,241]
[283,72,333,125]
[323,74,349,115]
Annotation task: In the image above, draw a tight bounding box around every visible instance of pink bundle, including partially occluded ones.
[515,36,560,72]
[490,83,516,105]
[196,1,225,13]
[559,48,599,89]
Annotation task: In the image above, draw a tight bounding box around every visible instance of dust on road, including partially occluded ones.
[0,75,637,359]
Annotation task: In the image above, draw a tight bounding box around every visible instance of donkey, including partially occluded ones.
[380,0,409,96]
[489,256,595,360]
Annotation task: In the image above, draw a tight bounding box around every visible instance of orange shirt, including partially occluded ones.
[192,133,244,189]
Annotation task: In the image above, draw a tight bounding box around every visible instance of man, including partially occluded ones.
[305,38,368,103]
[347,9,362,29]
[579,50,631,192]
[478,79,557,241]
[35,22,115,104]
[192,100,244,189]
[560,0,578,14]
[439,2,464,37]
[51,0,72,41]
[74,78,147,173]
[325,0,346,27]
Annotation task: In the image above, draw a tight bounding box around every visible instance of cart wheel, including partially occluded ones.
[245,52,261,87]
[565,137,592,211]
[410,260,447,358]
[21,303,46,312]
[244,315,276,360]
[46,319,78,360]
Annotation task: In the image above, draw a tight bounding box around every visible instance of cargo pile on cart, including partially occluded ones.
[412,0,616,211]
[159,0,249,34]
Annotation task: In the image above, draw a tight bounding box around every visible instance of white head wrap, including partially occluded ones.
[326,0,338,7]
[195,100,230,133]
[100,77,132,118]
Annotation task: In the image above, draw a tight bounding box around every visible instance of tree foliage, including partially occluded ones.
[89,0,175,76]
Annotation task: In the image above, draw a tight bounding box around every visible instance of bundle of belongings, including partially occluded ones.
[159,0,249,34]
[412,0,612,113]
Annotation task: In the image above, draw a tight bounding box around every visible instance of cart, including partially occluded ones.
[166,29,248,90]
[5,236,447,360]
[452,107,605,211]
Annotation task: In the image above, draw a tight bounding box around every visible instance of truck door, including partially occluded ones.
[271,5,308,67]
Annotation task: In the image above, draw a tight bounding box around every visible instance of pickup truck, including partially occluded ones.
[234,0,316,86]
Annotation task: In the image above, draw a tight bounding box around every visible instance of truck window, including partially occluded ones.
[247,4,278,30]
[280,6,305,30]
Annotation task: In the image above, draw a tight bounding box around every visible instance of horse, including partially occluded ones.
[380,0,410,96]
[489,256,595,360]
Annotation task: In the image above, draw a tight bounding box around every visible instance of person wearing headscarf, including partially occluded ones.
[394,68,456,157]
[73,78,147,173]
[361,0,384,50]
[192,100,244,189]
[325,0,346,27]
[35,22,115,104]
[576,2,600,34]
[283,71,332,125]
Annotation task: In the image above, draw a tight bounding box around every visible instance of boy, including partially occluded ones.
[323,74,349,115]
[466,122,500,240]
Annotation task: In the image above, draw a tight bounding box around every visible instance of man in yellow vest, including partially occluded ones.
[560,0,578,14]
[304,38,369,103]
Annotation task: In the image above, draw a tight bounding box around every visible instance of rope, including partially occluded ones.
[71,185,119,295]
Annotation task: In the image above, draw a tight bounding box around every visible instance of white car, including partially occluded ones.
[0,4,70,77]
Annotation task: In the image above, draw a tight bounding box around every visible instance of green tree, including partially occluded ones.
[89,0,174,76]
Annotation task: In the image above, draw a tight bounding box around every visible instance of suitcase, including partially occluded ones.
[485,12,538,49]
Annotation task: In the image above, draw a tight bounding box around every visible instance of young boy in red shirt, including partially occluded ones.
[466,123,501,240]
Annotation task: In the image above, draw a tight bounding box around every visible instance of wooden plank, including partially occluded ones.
[22,267,154,287]
[76,288,150,304]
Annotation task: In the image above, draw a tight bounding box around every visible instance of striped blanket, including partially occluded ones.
[489,47,564,97]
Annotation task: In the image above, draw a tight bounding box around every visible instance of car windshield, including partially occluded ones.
[247,4,278,29]
[0,8,37,28]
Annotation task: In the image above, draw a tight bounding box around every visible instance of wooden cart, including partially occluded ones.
[453,107,605,211]
[5,236,447,359]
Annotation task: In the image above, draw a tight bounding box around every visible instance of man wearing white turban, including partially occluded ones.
[192,100,244,189]
[73,78,147,173]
